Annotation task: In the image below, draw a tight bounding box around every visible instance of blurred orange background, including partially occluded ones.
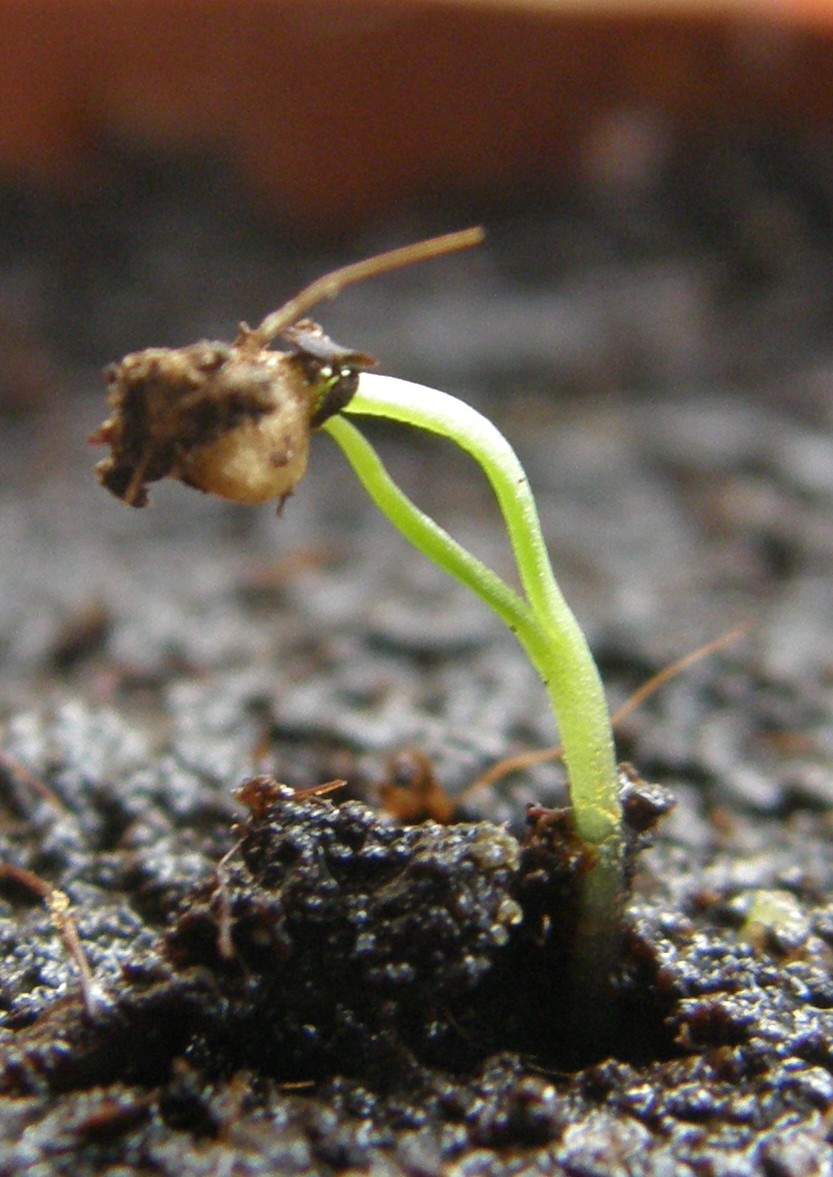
[1,0,832,229]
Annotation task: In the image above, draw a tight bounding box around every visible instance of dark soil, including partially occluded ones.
[3,133,833,1173]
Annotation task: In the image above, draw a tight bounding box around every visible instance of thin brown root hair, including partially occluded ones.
[243,228,485,349]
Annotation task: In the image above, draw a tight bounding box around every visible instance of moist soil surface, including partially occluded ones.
[3,136,833,1174]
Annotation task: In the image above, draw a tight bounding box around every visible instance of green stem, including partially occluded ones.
[322,414,554,681]
[341,373,621,851]
[324,373,625,1022]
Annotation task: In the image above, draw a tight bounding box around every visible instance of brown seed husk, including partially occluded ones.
[91,341,316,508]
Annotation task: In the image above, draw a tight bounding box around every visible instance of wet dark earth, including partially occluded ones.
[3,135,833,1173]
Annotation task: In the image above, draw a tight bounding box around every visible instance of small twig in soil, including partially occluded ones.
[0,748,72,817]
[0,864,107,1019]
[212,842,243,963]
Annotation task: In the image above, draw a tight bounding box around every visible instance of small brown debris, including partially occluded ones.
[90,341,317,508]
[377,748,456,824]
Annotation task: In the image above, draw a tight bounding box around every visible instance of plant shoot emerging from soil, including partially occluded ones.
[91,229,623,1007]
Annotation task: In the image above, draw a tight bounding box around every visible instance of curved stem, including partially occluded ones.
[322,414,555,685]
[327,374,625,1018]
[344,373,621,852]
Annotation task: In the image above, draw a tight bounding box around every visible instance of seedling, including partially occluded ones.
[91,229,623,1010]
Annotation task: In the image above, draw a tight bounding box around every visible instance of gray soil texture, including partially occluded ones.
[2,135,833,1174]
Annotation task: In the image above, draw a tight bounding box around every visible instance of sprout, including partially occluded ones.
[91,229,624,1011]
